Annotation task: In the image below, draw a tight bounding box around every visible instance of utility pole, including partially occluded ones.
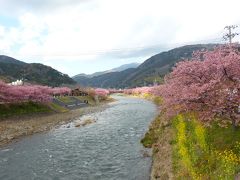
[223,25,239,44]
[153,78,157,86]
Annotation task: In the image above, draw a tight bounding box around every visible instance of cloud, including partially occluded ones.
[0,0,94,15]
[0,0,240,75]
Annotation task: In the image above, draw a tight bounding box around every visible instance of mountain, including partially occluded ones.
[110,63,140,72]
[73,62,140,79]
[121,44,216,87]
[73,68,136,88]
[0,55,27,65]
[73,44,217,88]
[0,55,76,87]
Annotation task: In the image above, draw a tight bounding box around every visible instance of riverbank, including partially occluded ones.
[0,98,114,147]
[141,113,174,180]
[125,94,174,179]
[142,106,240,179]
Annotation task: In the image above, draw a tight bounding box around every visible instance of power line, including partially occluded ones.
[223,25,239,44]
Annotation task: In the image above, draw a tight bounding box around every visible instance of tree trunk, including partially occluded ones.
[231,117,237,131]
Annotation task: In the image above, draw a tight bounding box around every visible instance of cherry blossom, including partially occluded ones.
[159,45,240,126]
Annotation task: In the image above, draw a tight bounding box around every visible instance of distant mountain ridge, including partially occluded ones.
[73,44,217,88]
[73,63,140,79]
[0,55,76,87]
[110,63,140,72]
[0,55,27,65]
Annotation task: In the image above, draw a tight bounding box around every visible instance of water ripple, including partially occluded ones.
[0,95,157,180]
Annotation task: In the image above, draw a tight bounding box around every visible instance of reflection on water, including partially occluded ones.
[0,95,157,180]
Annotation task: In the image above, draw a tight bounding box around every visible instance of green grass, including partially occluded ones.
[0,95,110,120]
[57,96,75,103]
[74,96,96,106]
[172,114,240,179]
[48,102,69,113]
[0,102,52,119]
[153,96,163,106]
[57,95,97,106]
[206,122,240,151]
[141,114,164,148]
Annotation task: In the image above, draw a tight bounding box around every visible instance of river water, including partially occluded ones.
[0,95,157,180]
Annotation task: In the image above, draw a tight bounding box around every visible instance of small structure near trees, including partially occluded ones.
[71,88,88,96]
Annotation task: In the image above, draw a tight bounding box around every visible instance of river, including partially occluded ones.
[0,95,157,180]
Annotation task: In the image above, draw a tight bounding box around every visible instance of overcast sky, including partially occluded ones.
[0,0,240,76]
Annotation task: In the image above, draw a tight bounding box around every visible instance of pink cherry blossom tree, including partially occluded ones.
[159,45,240,127]
[95,88,110,97]
[123,86,156,95]
[0,81,72,104]
[108,89,124,94]
[51,87,71,96]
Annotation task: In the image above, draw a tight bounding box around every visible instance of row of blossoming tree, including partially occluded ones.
[0,81,71,104]
[95,88,124,97]
[0,80,114,105]
[94,88,110,97]
[124,45,240,127]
